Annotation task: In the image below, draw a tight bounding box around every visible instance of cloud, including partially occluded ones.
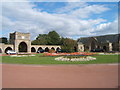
[93,19,118,35]
[56,2,110,19]
[56,2,87,13]
[1,1,117,40]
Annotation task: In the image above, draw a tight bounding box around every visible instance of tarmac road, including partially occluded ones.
[2,64,119,88]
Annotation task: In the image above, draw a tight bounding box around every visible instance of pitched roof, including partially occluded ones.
[77,34,120,44]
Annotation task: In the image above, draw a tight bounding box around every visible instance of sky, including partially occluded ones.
[0,0,119,40]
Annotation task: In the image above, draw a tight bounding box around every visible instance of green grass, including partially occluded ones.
[1,54,119,64]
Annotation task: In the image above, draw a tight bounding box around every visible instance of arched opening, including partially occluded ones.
[103,46,107,52]
[18,42,27,52]
[31,47,36,52]
[56,47,61,53]
[51,47,55,50]
[56,47,60,51]
[37,47,44,53]
[0,48,2,53]
[38,47,43,51]
[45,47,49,52]
[5,47,12,53]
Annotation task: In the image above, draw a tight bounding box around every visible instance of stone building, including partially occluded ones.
[0,31,61,53]
[77,34,120,52]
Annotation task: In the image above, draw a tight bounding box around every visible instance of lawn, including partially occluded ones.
[1,54,119,64]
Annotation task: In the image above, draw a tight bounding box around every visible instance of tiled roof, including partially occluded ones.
[77,34,120,44]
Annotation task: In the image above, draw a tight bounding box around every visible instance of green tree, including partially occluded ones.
[31,40,40,45]
[0,37,8,44]
[48,31,61,45]
[31,34,49,45]
[61,38,77,53]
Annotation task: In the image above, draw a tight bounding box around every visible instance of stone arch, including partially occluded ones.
[31,47,36,52]
[45,47,49,52]
[51,47,55,50]
[38,47,43,52]
[18,42,27,52]
[0,48,2,53]
[56,47,61,52]
[5,47,12,53]
[56,47,60,51]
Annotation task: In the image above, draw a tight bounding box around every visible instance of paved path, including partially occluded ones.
[2,64,119,88]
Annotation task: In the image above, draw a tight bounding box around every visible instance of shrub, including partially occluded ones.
[49,49,55,53]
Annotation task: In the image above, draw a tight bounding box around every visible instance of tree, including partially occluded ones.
[61,38,77,53]
[31,40,40,45]
[31,31,78,53]
[0,37,8,44]
[31,34,49,45]
[31,31,61,45]
[48,31,61,45]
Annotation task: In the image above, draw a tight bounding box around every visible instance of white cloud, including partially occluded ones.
[56,2,87,13]
[93,19,118,35]
[56,2,110,19]
[1,1,117,40]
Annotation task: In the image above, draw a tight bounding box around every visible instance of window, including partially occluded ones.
[81,47,82,49]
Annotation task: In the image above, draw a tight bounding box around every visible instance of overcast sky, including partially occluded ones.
[1,0,118,40]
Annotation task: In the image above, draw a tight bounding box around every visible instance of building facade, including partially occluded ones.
[0,32,61,53]
[77,34,120,52]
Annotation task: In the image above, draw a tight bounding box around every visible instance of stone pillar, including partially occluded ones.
[14,40,19,53]
[108,43,112,51]
[27,40,31,53]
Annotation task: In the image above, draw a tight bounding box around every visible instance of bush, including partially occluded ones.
[49,49,55,53]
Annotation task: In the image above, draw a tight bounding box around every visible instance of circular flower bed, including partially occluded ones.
[55,56,96,61]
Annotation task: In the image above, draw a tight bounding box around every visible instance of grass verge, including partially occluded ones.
[1,54,119,64]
